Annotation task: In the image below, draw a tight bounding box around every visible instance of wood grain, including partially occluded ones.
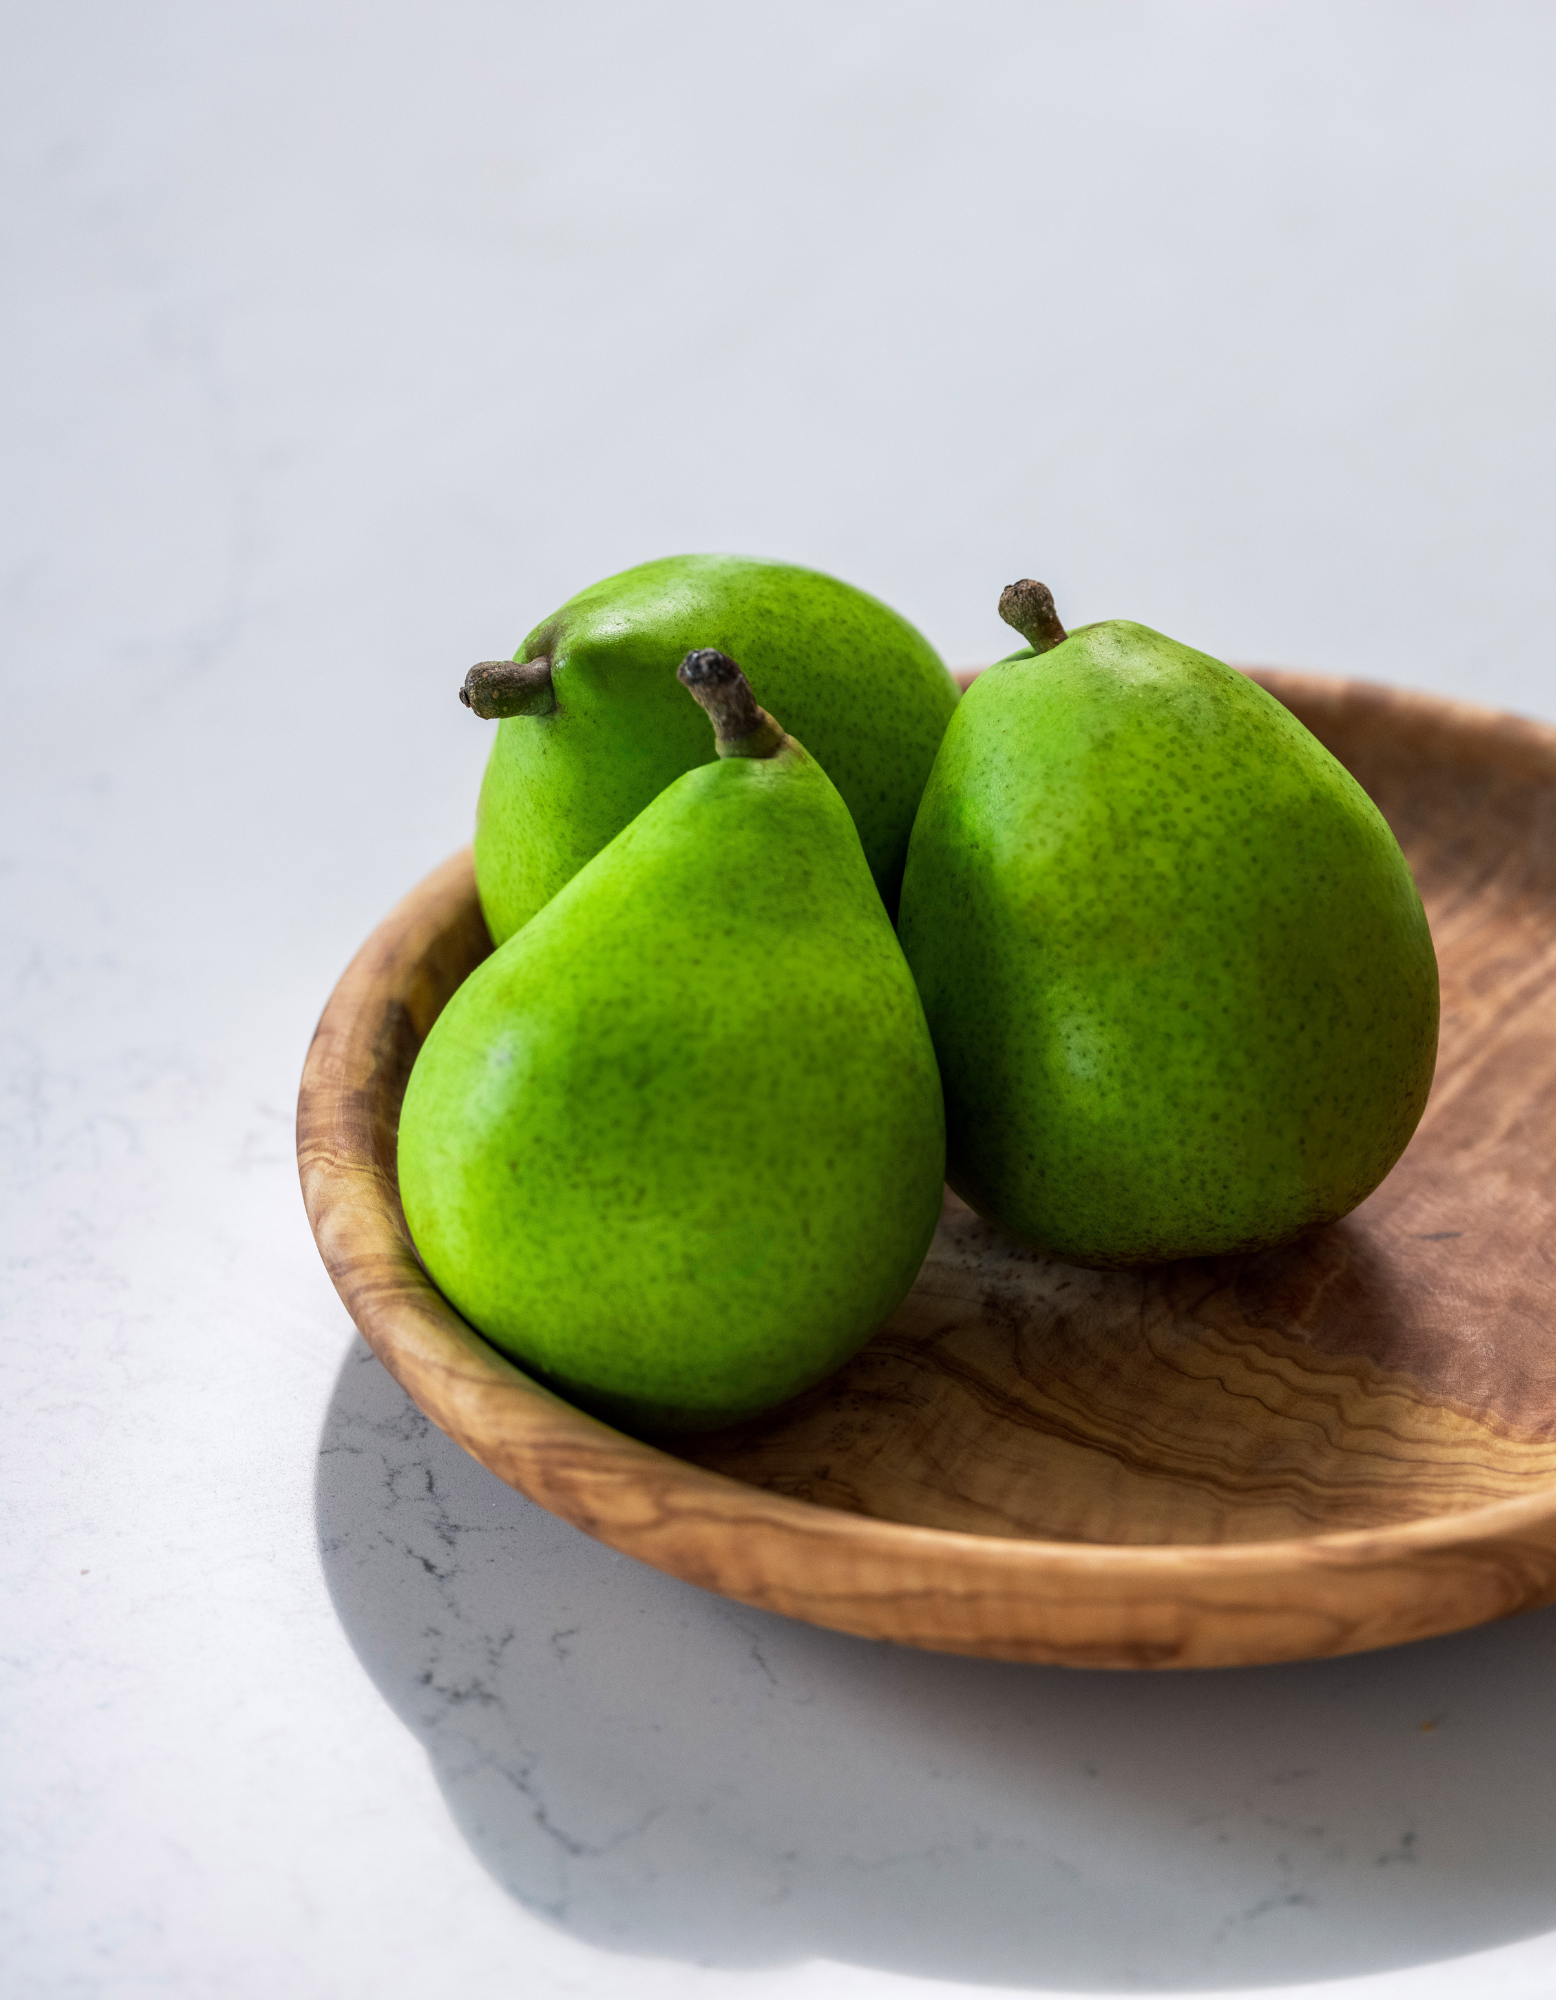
[297,671,1556,1667]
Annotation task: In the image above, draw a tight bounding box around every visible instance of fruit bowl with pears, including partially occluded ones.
[298,554,1556,1669]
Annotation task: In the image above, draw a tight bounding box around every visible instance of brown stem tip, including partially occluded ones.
[998,580,1068,656]
[676,649,787,759]
[460,657,557,718]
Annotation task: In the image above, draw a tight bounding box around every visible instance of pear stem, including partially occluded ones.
[677,649,787,759]
[460,657,556,718]
[998,580,1068,655]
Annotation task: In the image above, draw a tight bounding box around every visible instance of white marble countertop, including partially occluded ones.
[7,5,1556,1995]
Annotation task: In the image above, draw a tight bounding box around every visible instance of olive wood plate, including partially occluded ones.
[297,669,1556,1668]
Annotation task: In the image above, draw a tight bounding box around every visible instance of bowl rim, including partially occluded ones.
[297,669,1556,1667]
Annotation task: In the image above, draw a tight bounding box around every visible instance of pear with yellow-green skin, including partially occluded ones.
[897,581,1439,1268]
[463,553,959,942]
[402,650,946,1433]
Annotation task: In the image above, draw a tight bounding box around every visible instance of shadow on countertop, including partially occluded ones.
[316,1333,1556,1991]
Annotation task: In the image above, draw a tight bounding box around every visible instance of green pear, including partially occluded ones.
[400,649,946,1432]
[898,581,1439,1267]
[463,553,959,943]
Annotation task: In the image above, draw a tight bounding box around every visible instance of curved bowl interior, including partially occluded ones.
[298,670,1556,1668]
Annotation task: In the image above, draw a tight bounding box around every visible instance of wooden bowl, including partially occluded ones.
[298,670,1556,1669]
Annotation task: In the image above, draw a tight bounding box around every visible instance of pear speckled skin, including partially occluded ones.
[473,554,958,942]
[400,732,946,1433]
[898,622,1440,1268]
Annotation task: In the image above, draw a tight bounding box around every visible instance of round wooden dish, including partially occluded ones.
[298,669,1556,1669]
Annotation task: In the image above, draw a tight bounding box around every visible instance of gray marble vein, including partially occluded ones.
[318,1336,1556,1991]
